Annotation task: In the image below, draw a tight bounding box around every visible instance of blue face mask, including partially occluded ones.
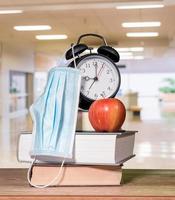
[29,67,81,162]
[27,66,81,188]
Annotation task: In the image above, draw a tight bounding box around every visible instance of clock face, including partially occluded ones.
[77,54,120,100]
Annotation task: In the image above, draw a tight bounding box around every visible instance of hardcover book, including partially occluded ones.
[18,131,136,165]
[30,164,122,186]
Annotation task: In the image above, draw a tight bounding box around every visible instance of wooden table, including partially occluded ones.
[0,169,175,200]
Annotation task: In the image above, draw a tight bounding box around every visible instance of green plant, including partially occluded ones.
[159,78,175,93]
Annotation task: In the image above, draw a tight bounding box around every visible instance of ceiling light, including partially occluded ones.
[134,56,144,60]
[120,55,144,60]
[122,22,161,28]
[0,10,23,14]
[36,34,68,40]
[116,4,164,9]
[14,25,51,31]
[120,55,134,60]
[116,47,144,52]
[130,47,144,52]
[119,52,133,56]
[126,32,159,37]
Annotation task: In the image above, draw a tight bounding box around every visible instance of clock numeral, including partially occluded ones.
[80,68,85,73]
[86,64,90,68]
[107,86,111,91]
[93,61,97,66]
[94,93,98,99]
[101,91,106,98]
[106,70,110,74]
[81,86,84,90]
[110,78,114,82]
[86,90,90,96]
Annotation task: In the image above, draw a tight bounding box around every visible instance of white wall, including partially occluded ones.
[119,48,175,74]
[2,40,34,72]
[0,39,35,118]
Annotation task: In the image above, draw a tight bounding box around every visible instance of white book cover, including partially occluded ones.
[17,131,136,165]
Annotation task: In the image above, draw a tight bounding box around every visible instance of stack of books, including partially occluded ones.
[18,110,137,186]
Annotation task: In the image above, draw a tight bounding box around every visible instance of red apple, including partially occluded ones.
[88,98,126,132]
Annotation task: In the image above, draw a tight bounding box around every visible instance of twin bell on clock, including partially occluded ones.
[65,33,121,110]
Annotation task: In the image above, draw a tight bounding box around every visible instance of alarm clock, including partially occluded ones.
[65,33,121,110]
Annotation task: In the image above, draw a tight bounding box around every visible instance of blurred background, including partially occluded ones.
[0,0,175,169]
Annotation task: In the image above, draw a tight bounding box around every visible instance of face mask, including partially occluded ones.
[27,66,81,188]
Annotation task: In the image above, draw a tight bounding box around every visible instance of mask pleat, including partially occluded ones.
[42,71,61,150]
[56,71,79,157]
[48,71,66,150]
[32,72,55,150]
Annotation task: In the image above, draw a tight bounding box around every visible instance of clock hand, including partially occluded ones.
[97,64,105,78]
[88,63,99,89]
[95,63,98,78]
[84,62,99,90]
[89,80,96,90]
[82,76,95,81]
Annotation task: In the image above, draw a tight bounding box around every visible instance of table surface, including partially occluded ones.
[0,169,175,198]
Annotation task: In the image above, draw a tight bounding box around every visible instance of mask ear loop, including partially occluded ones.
[27,159,65,188]
[71,44,77,68]
[56,44,77,68]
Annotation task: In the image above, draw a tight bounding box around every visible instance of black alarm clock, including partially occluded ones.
[65,33,121,110]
